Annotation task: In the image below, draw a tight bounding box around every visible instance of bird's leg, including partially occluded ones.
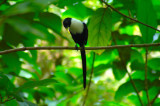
[81,46,85,51]
[75,44,78,51]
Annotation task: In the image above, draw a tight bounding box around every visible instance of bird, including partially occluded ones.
[63,18,88,89]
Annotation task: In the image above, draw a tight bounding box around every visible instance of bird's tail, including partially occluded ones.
[80,46,86,89]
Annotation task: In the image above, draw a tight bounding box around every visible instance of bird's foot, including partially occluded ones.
[75,45,78,51]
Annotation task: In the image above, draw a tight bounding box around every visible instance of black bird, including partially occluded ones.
[63,18,88,89]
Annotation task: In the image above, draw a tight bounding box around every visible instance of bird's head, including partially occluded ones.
[63,18,71,28]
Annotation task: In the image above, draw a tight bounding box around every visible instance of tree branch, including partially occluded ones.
[101,0,160,32]
[0,43,160,55]
[127,72,144,106]
[112,34,144,106]
[0,97,15,104]
[0,0,7,6]
[150,91,160,104]
[145,48,151,106]
[82,52,95,106]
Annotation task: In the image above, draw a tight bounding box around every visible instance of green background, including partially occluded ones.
[0,0,160,105]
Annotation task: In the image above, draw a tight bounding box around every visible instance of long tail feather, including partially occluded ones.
[80,46,86,89]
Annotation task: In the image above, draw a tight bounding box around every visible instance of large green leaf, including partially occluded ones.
[53,0,84,8]
[113,0,136,10]
[131,71,160,82]
[115,79,144,101]
[54,71,76,86]
[0,73,15,91]
[102,101,125,106]
[88,8,112,54]
[3,24,23,46]
[127,95,141,106]
[148,58,160,70]
[6,17,54,41]
[39,12,62,34]
[0,41,21,74]
[112,61,126,80]
[16,79,57,92]
[62,2,93,20]
[3,0,56,16]
[135,0,157,43]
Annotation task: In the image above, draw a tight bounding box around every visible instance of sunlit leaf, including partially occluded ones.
[112,61,126,80]
[115,79,144,101]
[0,42,21,74]
[148,58,160,70]
[102,101,125,106]
[53,0,84,8]
[6,17,54,41]
[3,0,56,16]
[62,2,93,20]
[39,12,62,34]
[88,8,112,54]
[16,79,57,92]
[135,0,157,43]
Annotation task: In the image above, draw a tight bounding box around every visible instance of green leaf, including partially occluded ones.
[135,0,157,43]
[131,71,159,82]
[102,101,125,106]
[3,0,56,16]
[130,50,144,63]
[94,64,111,76]
[3,24,23,46]
[112,61,126,80]
[16,79,57,92]
[0,73,14,91]
[54,71,75,85]
[113,0,136,10]
[3,99,18,106]
[39,12,62,34]
[62,3,93,20]
[88,8,112,54]
[17,52,41,78]
[0,41,21,74]
[115,79,144,101]
[54,0,84,8]
[148,58,160,70]
[6,17,54,41]
[128,94,141,106]
[94,49,118,65]
[130,60,145,71]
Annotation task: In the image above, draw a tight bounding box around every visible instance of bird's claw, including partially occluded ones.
[75,45,78,51]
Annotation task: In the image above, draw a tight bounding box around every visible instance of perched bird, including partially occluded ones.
[63,18,88,89]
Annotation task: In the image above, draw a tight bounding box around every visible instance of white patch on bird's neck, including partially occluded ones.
[69,18,84,34]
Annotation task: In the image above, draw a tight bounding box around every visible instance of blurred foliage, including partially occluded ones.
[0,0,160,106]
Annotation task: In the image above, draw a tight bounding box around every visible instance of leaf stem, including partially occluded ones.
[145,48,151,106]
[150,91,160,104]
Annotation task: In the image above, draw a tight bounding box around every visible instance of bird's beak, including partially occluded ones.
[65,27,70,33]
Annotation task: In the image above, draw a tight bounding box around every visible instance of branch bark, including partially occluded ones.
[101,0,160,32]
[0,43,160,55]
[145,48,151,106]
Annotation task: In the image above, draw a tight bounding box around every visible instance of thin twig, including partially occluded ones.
[82,52,95,106]
[101,0,160,32]
[0,95,2,103]
[150,91,160,104]
[0,97,15,104]
[127,73,144,106]
[0,0,7,6]
[112,34,144,106]
[145,48,150,106]
[0,43,160,55]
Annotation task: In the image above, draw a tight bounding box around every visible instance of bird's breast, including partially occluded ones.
[69,21,84,35]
